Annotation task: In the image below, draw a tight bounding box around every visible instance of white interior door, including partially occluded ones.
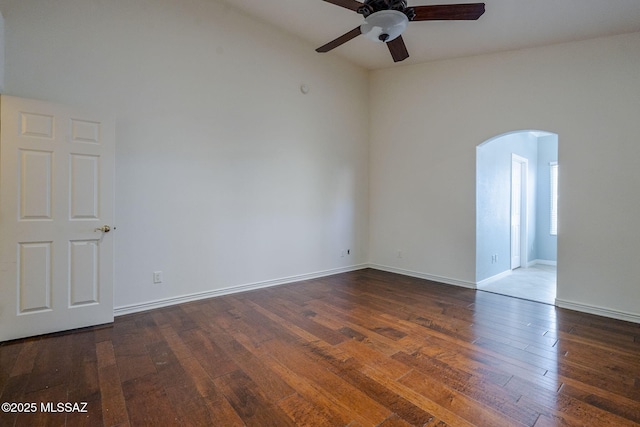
[0,95,115,342]
[511,155,526,270]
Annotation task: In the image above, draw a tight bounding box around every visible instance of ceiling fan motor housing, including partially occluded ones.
[358,0,415,20]
[361,9,409,43]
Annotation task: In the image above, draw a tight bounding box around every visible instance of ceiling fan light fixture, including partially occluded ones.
[360,10,408,43]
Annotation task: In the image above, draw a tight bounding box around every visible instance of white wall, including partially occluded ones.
[0,0,370,310]
[0,11,4,92]
[2,0,639,323]
[370,32,640,321]
[535,135,558,262]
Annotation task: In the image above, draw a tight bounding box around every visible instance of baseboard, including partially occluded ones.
[555,298,640,324]
[476,269,511,287]
[527,259,557,267]
[368,264,476,289]
[114,264,370,316]
[113,263,640,325]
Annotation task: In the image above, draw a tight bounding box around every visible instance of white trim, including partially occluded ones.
[556,298,640,324]
[511,153,529,270]
[476,269,511,287]
[114,264,369,316]
[526,259,557,267]
[369,264,476,289]
[550,162,558,236]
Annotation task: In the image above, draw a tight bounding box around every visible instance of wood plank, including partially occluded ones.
[1,269,638,426]
[277,393,341,426]
[398,369,528,427]
[507,375,640,426]
[361,364,476,427]
[248,295,348,345]
[0,340,26,382]
[392,351,539,426]
[121,373,182,427]
[8,339,40,377]
[560,383,640,424]
[302,340,439,426]
[16,383,67,427]
[24,334,73,394]
[174,356,246,426]
[180,328,239,378]
[97,364,130,427]
[95,341,116,369]
[211,333,296,401]
[0,374,30,427]
[257,345,360,425]
[213,369,296,427]
[97,337,129,427]
[262,338,393,425]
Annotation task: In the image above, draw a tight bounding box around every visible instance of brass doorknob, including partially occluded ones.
[95,225,111,233]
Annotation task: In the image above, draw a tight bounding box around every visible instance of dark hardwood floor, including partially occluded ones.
[1,268,639,426]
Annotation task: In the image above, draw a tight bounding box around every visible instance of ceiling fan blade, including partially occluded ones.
[387,36,409,62]
[322,0,362,12]
[316,27,362,53]
[412,3,485,21]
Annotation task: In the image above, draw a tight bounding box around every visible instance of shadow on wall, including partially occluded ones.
[476,130,558,284]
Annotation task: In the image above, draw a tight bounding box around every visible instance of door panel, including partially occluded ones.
[18,242,52,313]
[69,240,100,306]
[0,95,115,342]
[20,150,53,220]
[70,154,100,219]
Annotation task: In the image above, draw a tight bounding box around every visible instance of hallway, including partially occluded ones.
[477,264,556,305]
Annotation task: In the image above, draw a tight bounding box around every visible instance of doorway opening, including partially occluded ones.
[476,130,558,304]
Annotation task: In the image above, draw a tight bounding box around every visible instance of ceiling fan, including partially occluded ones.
[316,0,485,62]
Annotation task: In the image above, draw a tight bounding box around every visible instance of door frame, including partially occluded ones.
[511,154,528,270]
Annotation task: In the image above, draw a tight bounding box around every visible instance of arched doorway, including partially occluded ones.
[476,130,558,304]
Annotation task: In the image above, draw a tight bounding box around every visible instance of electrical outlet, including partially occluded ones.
[397,250,403,259]
[153,271,163,284]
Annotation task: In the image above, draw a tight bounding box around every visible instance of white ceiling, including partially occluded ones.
[221,0,640,70]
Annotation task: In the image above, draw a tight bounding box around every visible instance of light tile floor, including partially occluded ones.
[478,264,557,305]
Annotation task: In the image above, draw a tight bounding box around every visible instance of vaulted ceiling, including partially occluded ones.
[222,0,640,69]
